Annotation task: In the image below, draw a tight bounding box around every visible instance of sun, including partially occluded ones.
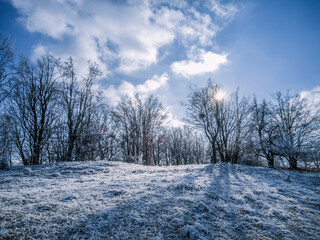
[214,90,226,102]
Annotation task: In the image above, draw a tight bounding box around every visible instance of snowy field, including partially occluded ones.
[0,161,319,240]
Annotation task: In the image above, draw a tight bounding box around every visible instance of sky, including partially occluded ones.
[1,0,320,125]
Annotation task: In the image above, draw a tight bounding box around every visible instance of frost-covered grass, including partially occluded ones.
[0,161,319,240]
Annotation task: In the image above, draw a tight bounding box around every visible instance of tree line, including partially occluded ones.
[185,80,320,169]
[0,33,319,170]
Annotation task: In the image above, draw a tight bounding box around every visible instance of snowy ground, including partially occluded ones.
[0,161,319,240]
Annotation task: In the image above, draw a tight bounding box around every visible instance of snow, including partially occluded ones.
[0,161,319,239]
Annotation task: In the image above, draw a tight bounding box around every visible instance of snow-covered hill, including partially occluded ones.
[0,161,319,240]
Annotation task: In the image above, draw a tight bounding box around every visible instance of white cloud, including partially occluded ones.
[187,8,218,46]
[152,7,218,47]
[10,0,234,76]
[209,0,238,19]
[136,73,169,93]
[31,44,49,60]
[171,49,228,77]
[163,110,185,128]
[104,73,169,105]
[11,0,175,75]
[300,86,320,103]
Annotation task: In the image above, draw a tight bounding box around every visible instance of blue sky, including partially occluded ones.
[1,0,319,125]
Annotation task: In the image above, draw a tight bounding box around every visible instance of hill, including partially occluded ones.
[0,161,319,239]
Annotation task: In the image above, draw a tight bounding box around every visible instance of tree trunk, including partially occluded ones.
[211,142,217,164]
[66,138,75,161]
[267,154,274,168]
[289,157,298,170]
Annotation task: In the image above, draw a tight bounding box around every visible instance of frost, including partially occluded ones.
[0,161,319,239]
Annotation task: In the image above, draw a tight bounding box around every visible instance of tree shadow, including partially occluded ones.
[56,164,319,240]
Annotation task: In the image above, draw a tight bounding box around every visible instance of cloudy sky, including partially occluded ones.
[1,0,319,125]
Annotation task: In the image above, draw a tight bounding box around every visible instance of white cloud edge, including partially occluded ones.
[102,72,185,127]
[170,49,228,78]
[163,109,186,128]
[103,73,169,106]
[210,0,239,19]
[300,86,320,103]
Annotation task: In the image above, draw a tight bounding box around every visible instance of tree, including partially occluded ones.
[113,95,141,163]
[113,94,166,165]
[139,95,166,165]
[185,80,221,163]
[0,114,13,169]
[59,58,101,161]
[10,55,60,165]
[0,33,15,168]
[215,90,251,164]
[271,92,319,169]
[185,80,250,164]
[305,138,320,168]
[73,96,119,162]
[167,127,183,165]
[162,126,208,166]
[250,97,278,168]
[0,33,15,103]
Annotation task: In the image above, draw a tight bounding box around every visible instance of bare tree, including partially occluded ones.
[91,99,119,161]
[140,95,166,165]
[185,80,251,164]
[271,92,319,169]
[0,114,13,169]
[162,126,207,166]
[305,138,320,168]
[113,94,166,165]
[46,115,68,163]
[214,90,251,164]
[0,33,15,168]
[73,96,120,162]
[250,97,279,167]
[0,33,15,103]
[166,127,183,165]
[185,80,221,163]
[59,58,101,161]
[9,55,60,165]
[113,95,141,163]
[153,131,167,165]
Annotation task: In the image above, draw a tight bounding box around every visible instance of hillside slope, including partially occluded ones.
[0,161,319,239]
